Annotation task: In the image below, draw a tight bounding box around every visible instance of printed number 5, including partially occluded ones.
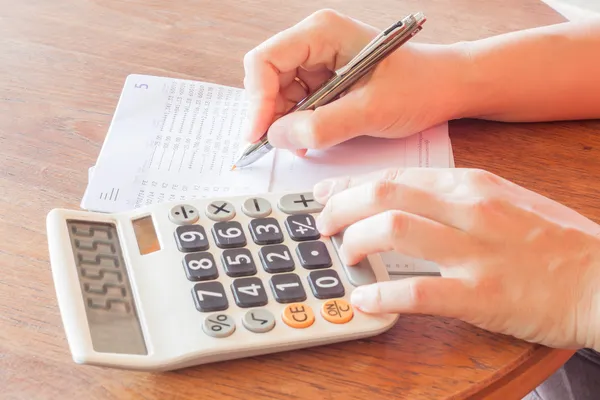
[135,83,148,89]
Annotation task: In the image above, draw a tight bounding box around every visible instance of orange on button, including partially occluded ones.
[321,299,353,324]
[282,303,314,329]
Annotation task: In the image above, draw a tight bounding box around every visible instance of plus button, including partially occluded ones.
[293,194,314,208]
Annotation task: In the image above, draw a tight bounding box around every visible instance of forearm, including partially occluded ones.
[453,17,600,122]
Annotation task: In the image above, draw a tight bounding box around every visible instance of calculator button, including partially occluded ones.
[278,193,324,214]
[183,252,219,281]
[296,241,331,269]
[259,244,295,273]
[205,201,236,221]
[307,269,345,299]
[285,214,320,241]
[203,313,236,338]
[282,303,314,329]
[242,197,272,218]
[212,221,247,248]
[192,281,228,312]
[249,218,284,245]
[269,273,306,303]
[242,309,276,333]
[169,204,199,225]
[231,277,269,308]
[174,225,209,252]
[221,248,256,277]
[330,233,377,286]
[321,299,353,324]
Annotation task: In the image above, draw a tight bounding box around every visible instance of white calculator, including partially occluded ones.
[46,191,403,371]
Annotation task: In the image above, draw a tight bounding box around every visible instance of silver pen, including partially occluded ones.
[231,12,427,169]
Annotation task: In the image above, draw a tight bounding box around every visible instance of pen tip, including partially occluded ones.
[230,166,236,171]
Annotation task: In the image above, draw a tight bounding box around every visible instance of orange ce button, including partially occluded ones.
[282,303,315,329]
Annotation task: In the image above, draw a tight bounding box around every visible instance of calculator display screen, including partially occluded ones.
[66,220,147,355]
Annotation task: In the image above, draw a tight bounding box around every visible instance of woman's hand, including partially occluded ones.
[242,9,468,153]
[313,167,600,351]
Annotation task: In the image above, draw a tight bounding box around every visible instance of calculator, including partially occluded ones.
[46,191,401,371]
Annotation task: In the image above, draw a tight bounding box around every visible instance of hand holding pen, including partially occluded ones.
[233,10,429,169]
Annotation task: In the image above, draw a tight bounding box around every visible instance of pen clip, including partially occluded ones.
[335,13,423,77]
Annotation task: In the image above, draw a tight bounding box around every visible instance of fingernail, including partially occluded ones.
[267,119,295,149]
[351,285,378,312]
[313,180,334,200]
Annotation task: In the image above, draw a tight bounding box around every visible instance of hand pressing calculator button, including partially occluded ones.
[46,191,402,371]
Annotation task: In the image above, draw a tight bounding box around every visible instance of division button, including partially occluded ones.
[242,309,276,333]
[285,214,320,241]
[212,221,247,248]
[278,193,324,215]
[192,281,228,312]
[249,217,284,245]
[174,225,209,252]
[282,303,314,329]
[296,241,332,269]
[203,313,236,338]
[205,201,236,221]
[183,252,219,281]
[321,299,354,324]
[259,244,295,273]
[269,273,306,303]
[231,277,269,308]
[242,197,272,218]
[307,269,345,299]
[221,248,257,277]
[169,204,199,225]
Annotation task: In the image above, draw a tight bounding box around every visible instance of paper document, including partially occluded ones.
[83,74,455,275]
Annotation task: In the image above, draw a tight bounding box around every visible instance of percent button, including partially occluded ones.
[203,313,236,338]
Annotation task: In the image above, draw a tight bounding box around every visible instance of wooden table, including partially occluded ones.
[2,0,599,399]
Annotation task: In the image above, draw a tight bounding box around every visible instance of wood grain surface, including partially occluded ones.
[2,0,598,399]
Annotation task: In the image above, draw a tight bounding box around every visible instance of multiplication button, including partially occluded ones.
[192,281,228,312]
[282,303,314,329]
[203,313,236,338]
[259,244,295,273]
[296,241,331,269]
[174,225,209,252]
[221,248,256,277]
[183,252,219,281]
[285,215,320,241]
[242,309,275,333]
[249,218,284,245]
[307,269,345,299]
[212,221,247,248]
[269,273,306,303]
[231,277,268,308]
[205,201,236,221]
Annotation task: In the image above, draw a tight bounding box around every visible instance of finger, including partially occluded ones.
[266,87,372,150]
[339,209,473,267]
[243,9,377,141]
[350,277,475,320]
[316,178,459,236]
[313,167,462,204]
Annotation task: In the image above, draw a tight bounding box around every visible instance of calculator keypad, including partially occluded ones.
[183,252,219,281]
[248,218,284,245]
[212,221,247,248]
[192,281,229,312]
[296,241,332,269]
[168,193,371,339]
[221,248,257,277]
[231,277,269,308]
[175,225,210,252]
[259,244,295,273]
[269,273,307,303]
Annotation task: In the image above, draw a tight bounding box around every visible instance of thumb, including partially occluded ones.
[266,88,371,150]
[350,277,475,320]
